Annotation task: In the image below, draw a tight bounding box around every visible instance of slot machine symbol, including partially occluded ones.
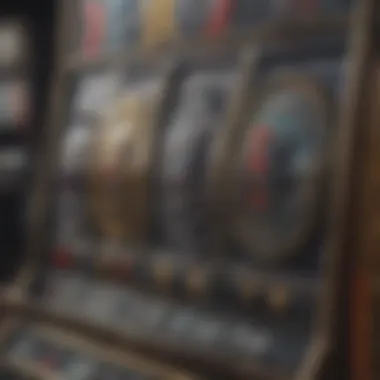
[90,87,157,242]
[82,0,138,56]
[122,0,142,48]
[232,73,328,264]
[82,0,107,57]
[105,0,141,52]
[141,0,177,48]
[105,0,127,51]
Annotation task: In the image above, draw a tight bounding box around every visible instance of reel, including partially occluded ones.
[157,71,235,254]
[89,83,159,243]
[209,71,329,265]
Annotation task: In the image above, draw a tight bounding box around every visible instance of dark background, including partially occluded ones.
[0,0,56,281]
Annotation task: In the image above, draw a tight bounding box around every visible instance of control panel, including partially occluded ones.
[44,48,343,379]
[1,1,372,380]
[0,319,196,380]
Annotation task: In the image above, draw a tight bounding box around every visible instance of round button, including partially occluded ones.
[186,266,208,298]
[238,276,260,303]
[267,285,290,313]
[153,257,174,290]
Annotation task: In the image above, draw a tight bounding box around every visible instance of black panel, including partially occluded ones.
[0,0,56,282]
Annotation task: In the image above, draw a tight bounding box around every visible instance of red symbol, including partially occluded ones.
[205,0,233,37]
[247,125,272,209]
[83,0,106,57]
[52,248,73,269]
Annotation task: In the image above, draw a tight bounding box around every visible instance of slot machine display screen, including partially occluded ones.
[0,1,366,380]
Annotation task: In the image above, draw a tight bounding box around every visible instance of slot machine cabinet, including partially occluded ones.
[0,0,56,283]
[0,1,373,380]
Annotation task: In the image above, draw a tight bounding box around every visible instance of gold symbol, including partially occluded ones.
[267,285,289,313]
[90,92,154,242]
[154,258,173,289]
[187,267,208,298]
[142,0,177,48]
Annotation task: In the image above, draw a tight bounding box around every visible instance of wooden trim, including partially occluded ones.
[310,1,375,378]
[350,60,380,380]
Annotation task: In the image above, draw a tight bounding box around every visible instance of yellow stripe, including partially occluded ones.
[142,0,177,48]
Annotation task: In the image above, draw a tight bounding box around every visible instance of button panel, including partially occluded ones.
[39,272,314,374]
[3,327,166,380]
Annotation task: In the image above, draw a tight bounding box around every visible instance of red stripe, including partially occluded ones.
[247,126,272,209]
[206,0,233,37]
[84,1,106,56]
[248,126,271,175]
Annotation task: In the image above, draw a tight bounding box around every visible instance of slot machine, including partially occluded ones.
[0,0,374,380]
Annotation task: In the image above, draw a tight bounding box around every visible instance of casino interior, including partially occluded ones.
[0,1,379,379]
